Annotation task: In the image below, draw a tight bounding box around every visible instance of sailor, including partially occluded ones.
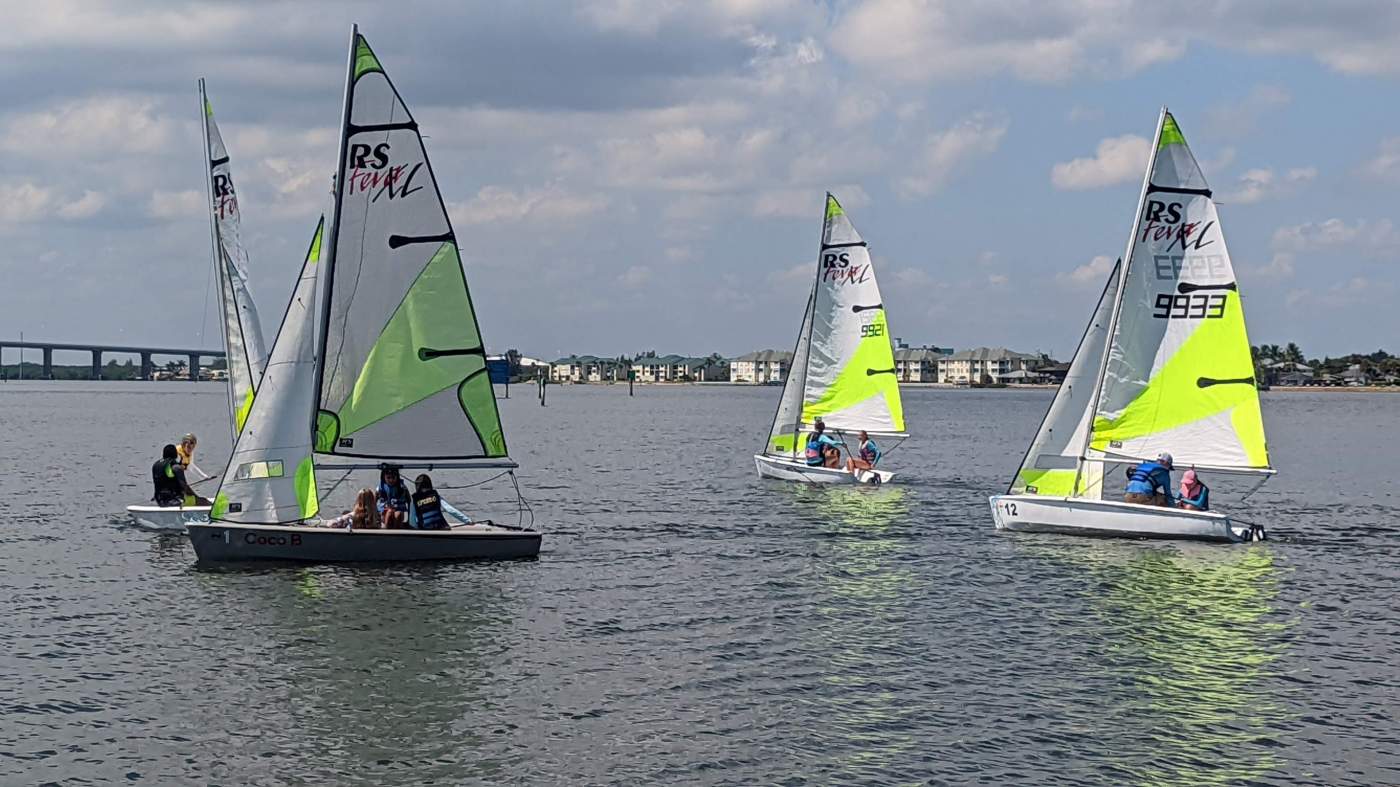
[376,465,412,528]
[176,433,209,482]
[1124,452,1174,507]
[409,474,473,530]
[805,418,843,468]
[1177,469,1210,511]
[845,430,881,475]
[152,443,208,507]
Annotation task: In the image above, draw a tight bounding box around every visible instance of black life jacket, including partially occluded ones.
[151,458,183,505]
[412,489,447,529]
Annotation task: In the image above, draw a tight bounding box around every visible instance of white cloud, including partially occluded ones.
[1272,218,1400,256]
[1051,134,1150,190]
[1362,137,1400,181]
[450,184,610,225]
[147,189,204,220]
[0,95,175,158]
[987,273,1008,286]
[1205,85,1292,137]
[895,114,1007,197]
[0,182,54,226]
[1057,254,1116,287]
[753,184,869,219]
[1222,166,1316,204]
[617,264,653,288]
[57,190,106,220]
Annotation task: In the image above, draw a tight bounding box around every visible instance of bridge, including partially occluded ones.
[0,340,225,381]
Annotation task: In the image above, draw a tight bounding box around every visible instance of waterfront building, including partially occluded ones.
[937,347,1047,385]
[730,350,792,383]
[893,344,952,382]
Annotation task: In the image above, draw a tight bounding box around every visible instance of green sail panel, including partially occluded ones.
[1088,111,1269,471]
[317,32,507,461]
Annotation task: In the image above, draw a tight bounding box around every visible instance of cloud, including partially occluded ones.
[617,264,652,288]
[0,181,55,226]
[1222,166,1316,204]
[450,184,610,225]
[1287,276,1394,310]
[57,190,106,219]
[0,94,175,158]
[987,273,1008,286]
[1057,254,1116,288]
[1361,137,1400,181]
[1204,85,1291,137]
[1272,218,1400,257]
[752,184,868,219]
[147,189,204,220]
[1051,135,1150,190]
[895,114,1007,197]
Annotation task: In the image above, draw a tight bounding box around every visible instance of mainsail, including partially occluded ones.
[314,32,506,464]
[1009,259,1121,496]
[199,81,270,437]
[212,219,324,524]
[1087,111,1270,473]
[764,193,904,456]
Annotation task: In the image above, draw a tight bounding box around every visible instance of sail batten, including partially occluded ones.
[314,29,507,463]
[200,81,270,439]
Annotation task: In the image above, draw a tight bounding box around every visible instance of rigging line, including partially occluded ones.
[199,252,215,349]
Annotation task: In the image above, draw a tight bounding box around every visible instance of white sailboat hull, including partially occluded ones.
[754,454,893,485]
[186,522,541,563]
[988,494,1260,543]
[126,504,211,532]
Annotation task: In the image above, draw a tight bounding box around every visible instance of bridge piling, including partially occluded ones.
[140,352,153,381]
[42,348,53,379]
[188,354,200,382]
[91,350,102,380]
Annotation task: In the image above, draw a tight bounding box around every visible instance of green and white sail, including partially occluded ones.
[763,193,904,456]
[314,31,506,463]
[212,219,324,524]
[199,80,270,437]
[1010,259,1121,496]
[1088,110,1270,473]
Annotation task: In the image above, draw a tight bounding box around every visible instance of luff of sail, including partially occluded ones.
[802,194,903,434]
[212,219,324,524]
[200,82,270,436]
[1010,259,1121,496]
[1089,111,1270,472]
[314,33,506,462]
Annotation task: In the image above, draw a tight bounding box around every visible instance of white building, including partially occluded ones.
[937,347,1046,385]
[894,345,951,382]
[730,350,792,383]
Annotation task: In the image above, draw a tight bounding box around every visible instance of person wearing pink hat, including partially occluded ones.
[1177,469,1210,511]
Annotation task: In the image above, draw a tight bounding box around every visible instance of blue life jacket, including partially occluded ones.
[805,435,824,466]
[1125,461,1170,496]
[412,489,447,529]
[859,440,879,465]
[378,480,410,512]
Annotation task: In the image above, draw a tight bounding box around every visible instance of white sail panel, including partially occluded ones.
[1010,259,1121,496]
[1090,112,1269,471]
[800,194,903,434]
[764,286,816,457]
[212,219,324,525]
[315,34,506,462]
[201,83,270,435]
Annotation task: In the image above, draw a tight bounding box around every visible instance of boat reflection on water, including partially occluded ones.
[1015,538,1293,785]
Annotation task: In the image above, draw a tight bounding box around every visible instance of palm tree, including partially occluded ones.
[1284,342,1304,365]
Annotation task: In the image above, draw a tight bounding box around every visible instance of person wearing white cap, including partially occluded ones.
[1124,452,1174,507]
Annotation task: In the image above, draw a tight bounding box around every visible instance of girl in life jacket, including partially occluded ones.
[410,474,473,529]
[376,466,412,528]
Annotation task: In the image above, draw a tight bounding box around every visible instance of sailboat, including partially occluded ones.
[754,193,907,485]
[127,83,271,531]
[989,108,1272,542]
[187,28,540,562]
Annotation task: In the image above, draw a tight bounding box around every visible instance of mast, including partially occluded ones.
[1072,106,1167,496]
[199,78,237,444]
[311,24,359,443]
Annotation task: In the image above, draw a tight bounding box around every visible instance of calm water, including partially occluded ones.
[1,381,1397,785]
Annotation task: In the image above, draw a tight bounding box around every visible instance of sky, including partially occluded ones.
[1,0,1397,364]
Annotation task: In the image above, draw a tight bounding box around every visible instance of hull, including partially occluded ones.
[754,454,893,485]
[989,494,1261,543]
[186,522,542,563]
[126,504,211,532]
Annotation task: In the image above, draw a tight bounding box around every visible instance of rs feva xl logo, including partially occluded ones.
[212,173,238,219]
[347,143,424,202]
